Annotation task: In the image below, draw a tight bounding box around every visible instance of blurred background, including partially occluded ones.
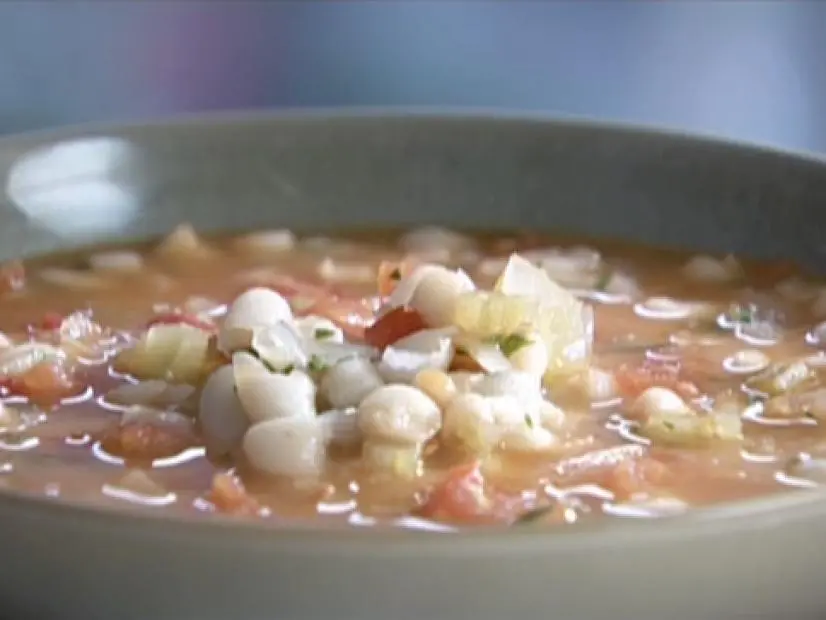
[1,0,826,152]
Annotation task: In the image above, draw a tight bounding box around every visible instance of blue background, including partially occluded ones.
[1,1,825,152]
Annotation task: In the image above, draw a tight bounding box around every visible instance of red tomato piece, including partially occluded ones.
[419,461,525,525]
[4,362,83,408]
[208,473,264,517]
[363,306,427,350]
[38,312,64,331]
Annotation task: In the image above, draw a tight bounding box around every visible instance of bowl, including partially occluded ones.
[0,111,825,620]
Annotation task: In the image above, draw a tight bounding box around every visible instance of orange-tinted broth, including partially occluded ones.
[0,228,824,530]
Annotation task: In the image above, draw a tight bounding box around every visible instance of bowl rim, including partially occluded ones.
[2,107,826,552]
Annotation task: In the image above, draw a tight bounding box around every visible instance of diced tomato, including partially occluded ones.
[3,362,83,408]
[146,312,216,332]
[0,260,25,294]
[101,421,196,462]
[419,461,524,525]
[38,312,64,331]
[363,306,427,350]
[419,462,491,523]
[614,363,699,402]
[208,473,264,517]
[603,457,671,501]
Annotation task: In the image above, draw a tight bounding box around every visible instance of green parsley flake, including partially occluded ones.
[524,414,535,429]
[314,327,337,341]
[280,363,296,375]
[498,333,532,358]
[595,267,613,292]
[308,355,329,373]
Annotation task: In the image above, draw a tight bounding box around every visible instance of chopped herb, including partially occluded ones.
[595,267,613,291]
[513,505,555,525]
[803,410,815,419]
[308,355,329,373]
[663,420,675,430]
[498,333,532,358]
[389,267,402,281]
[728,304,756,324]
[524,414,535,429]
[314,327,336,341]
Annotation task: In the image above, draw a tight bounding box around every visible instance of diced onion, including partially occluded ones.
[250,322,308,372]
[0,343,64,378]
[114,324,211,385]
[377,328,454,383]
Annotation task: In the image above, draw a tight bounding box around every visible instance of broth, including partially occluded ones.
[1,224,825,530]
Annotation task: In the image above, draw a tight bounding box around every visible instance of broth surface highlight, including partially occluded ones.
[1,225,825,530]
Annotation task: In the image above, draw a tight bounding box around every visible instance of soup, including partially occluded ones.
[0,224,825,530]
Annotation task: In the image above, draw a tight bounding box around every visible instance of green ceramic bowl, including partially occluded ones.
[0,111,824,620]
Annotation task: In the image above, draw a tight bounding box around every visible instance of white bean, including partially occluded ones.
[414,368,457,408]
[632,387,691,419]
[320,357,384,410]
[408,266,475,327]
[233,352,316,423]
[442,393,522,453]
[243,417,325,478]
[219,288,293,353]
[500,423,558,453]
[199,365,250,455]
[377,328,454,383]
[357,384,441,444]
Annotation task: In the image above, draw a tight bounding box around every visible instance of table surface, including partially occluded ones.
[0,1,825,154]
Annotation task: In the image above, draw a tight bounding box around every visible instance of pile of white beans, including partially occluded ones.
[198,260,575,482]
